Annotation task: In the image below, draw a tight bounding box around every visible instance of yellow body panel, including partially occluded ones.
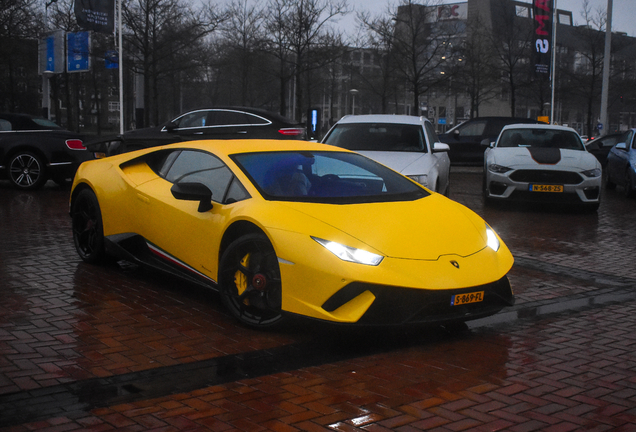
[71,139,514,324]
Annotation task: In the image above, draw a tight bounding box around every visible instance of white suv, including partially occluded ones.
[322,115,451,195]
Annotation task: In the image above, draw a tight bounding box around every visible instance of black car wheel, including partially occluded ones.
[219,233,283,328]
[71,189,106,263]
[8,152,47,190]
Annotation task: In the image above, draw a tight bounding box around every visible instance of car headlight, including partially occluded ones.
[581,168,601,178]
[312,237,384,266]
[407,175,428,187]
[485,225,500,252]
[488,164,512,174]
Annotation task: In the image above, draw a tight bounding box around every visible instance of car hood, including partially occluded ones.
[356,151,432,175]
[491,147,598,170]
[275,194,489,260]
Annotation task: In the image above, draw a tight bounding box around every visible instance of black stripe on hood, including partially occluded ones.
[527,147,561,164]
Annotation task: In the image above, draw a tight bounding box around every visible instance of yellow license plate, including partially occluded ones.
[530,184,563,192]
[451,291,484,306]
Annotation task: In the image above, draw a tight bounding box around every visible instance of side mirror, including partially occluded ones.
[453,129,460,139]
[615,142,627,151]
[432,142,450,152]
[164,121,178,132]
[171,182,213,212]
[480,138,493,147]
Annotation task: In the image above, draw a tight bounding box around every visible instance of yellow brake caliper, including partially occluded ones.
[234,253,250,304]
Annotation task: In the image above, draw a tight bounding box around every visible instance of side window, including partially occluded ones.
[458,120,487,137]
[618,131,633,149]
[629,131,636,150]
[0,119,12,131]
[485,119,508,137]
[211,110,250,126]
[174,111,208,128]
[424,122,439,151]
[245,113,270,125]
[165,150,246,204]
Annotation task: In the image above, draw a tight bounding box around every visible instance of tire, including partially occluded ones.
[8,152,48,190]
[624,169,635,198]
[71,189,107,264]
[218,233,283,328]
[482,174,493,205]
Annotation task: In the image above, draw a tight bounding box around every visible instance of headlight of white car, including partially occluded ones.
[312,237,384,266]
[581,168,601,178]
[485,225,500,252]
[407,175,428,187]
[488,164,512,174]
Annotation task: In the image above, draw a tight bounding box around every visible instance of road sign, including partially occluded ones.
[67,31,90,73]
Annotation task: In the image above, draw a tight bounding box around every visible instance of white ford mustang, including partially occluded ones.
[483,124,602,211]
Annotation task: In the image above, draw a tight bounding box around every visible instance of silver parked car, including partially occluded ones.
[322,115,451,195]
[605,128,636,198]
[483,124,602,211]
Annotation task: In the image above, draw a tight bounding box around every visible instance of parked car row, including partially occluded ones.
[3,109,634,207]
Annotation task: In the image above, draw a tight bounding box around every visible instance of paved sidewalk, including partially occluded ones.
[1,170,636,431]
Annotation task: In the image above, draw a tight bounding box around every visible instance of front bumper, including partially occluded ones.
[320,276,514,326]
[485,169,602,203]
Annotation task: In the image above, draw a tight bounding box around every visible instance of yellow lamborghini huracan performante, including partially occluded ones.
[70,140,514,328]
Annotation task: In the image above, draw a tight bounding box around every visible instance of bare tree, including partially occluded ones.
[390,0,459,116]
[218,0,267,106]
[0,0,42,113]
[562,0,607,136]
[264,0,348,120]
[356,11,401,114]
[457,14,499,118]
[487,0,533,117]
[124,0,223,126]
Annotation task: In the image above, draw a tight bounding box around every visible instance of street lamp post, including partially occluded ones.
[349,89,358,115]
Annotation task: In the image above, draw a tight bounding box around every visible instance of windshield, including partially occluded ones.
[497,129,584,150]
[232,151,429,204]
[324,123,427,152]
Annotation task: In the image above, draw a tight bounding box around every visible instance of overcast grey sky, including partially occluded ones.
[339,0,634,36]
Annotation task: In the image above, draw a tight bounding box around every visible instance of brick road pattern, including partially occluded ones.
[1,167,636,431]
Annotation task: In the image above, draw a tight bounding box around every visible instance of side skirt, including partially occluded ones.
[104,233,218,290]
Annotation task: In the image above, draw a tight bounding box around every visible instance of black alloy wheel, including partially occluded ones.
[71,189,106,263]
[8,152,47,190]
[219,233,283,328]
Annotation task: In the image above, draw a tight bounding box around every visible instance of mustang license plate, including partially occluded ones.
[451,291,484,306]
[530,184,563,193]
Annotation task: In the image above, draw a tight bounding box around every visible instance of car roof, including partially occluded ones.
[500,123,579,133]
[140,139,345,158]
[334,114,430,125]
[175,106,297,124]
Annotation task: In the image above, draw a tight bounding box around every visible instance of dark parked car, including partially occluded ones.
[585,133,622,166]
[605,129,636,198]
[87,107,307,157]
[0,113,89,190]
[439,117,545,164]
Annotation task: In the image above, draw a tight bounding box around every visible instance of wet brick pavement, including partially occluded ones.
[1,166,636,431]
